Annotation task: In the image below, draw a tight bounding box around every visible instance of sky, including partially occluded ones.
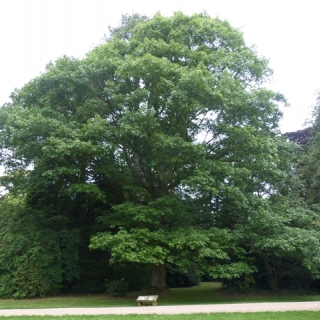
[0,0,319,133]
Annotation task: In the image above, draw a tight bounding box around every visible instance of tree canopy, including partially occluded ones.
[0,12,319,296]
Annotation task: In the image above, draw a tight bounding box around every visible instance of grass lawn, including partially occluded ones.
[0,282,319,309]
[1,312,320,320]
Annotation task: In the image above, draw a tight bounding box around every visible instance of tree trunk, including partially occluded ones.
[151,264,167,292]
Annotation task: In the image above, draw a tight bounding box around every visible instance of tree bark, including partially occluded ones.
[151,264,167,292]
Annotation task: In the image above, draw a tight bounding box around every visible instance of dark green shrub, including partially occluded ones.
[0,202,62,298]
[223,273,255,292]
[76,254,111,293]
[110,263,151,291]
[106,280,128,297]
[166,264,200,288]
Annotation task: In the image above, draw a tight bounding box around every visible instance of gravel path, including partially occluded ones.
[0,302,320,316]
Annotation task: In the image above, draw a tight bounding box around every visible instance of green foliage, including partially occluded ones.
[86,12,286,287]
[106,280,128,297]
[108,263,151,292]
[298,93,320,205]
[75,254,110,293]
[166,264,201,288]
[0,11,316,294]
[231,190,320,291]
[0,196,63,298]
[106,13,149,40]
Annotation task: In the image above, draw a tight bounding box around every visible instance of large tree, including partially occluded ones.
[88,12,285,290]
[0,12,293,292]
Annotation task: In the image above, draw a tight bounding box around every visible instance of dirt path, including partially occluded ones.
[0,302,320,316]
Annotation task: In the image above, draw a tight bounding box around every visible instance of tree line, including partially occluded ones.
[0,12,320,298]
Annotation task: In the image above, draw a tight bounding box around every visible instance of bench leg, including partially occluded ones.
[138,302,142,306]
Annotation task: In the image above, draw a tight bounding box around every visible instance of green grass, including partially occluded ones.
[0,282,319,309]
[161,282,320,305]
[1,312,320,320]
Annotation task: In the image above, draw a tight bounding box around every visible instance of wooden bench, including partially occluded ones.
[136,295,158,306]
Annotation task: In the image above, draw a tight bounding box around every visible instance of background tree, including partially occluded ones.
[0,56,118,295]
[0,194,78,298]
[298,94,320,205]
[284,127,311,145]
